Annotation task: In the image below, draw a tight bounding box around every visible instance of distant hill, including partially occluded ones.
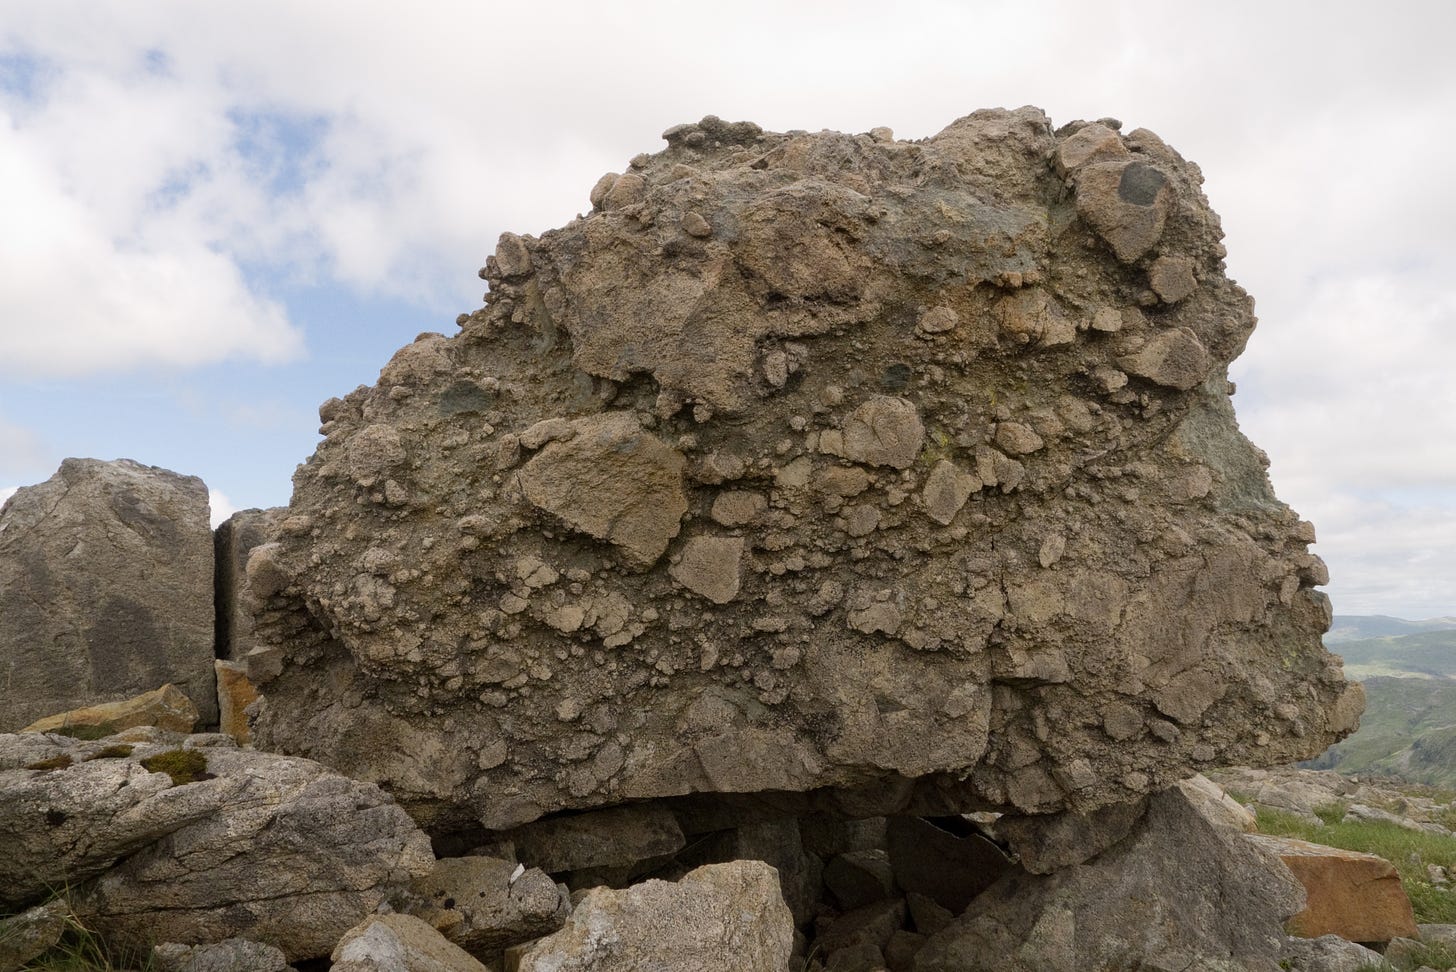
[1325,614,1456,645]
[1307,617,1456,784]
[1332,629,1456,680]
[1305,676,1456,785]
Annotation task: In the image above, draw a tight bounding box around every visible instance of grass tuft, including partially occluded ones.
[25,755,74,772]
[83,746,134,761]
[0,892,155,971]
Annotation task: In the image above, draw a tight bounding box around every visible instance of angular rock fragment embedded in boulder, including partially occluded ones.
[247,108,1359,835]
[0,459,217,729]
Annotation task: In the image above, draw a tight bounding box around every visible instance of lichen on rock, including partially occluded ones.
[247,107,1360,836]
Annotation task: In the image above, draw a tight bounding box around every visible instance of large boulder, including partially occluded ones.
[0,729,435,961]
[913,785,1306,971]
[0,459,217,729]
[247,109,1359,833]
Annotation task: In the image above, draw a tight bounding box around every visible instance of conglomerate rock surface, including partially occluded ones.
[249,107,1361,833]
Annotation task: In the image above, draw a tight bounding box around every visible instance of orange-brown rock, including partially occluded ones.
[22,684,198,737]
[215,660,260,744]
[1246,834,1418,943]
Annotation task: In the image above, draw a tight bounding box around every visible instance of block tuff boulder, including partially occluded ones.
[246,108,1360,834]
[0,459,216,729]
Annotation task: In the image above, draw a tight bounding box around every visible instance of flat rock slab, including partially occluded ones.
[1246,834,1419,943]
[0,459,216,729]
[0,730,435,961]
[23,683,198,736]
[248,109,1359,834]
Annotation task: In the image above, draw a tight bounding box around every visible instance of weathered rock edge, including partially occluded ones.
[248,108,1361,833]
[0,730,434,961]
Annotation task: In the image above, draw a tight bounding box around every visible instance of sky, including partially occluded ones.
[0,0,1453,619]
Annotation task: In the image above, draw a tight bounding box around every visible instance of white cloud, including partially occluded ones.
[0,98,304,378]
[0,486,16,508]
[208,488,237,529]
[0,414,51,483]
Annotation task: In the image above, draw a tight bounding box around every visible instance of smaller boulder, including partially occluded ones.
[0,899,71,972]
[408,856,569,953]
[515,861,793,972]
[151,937,295,972]
[331,913,488,972]
[1246,834,1419,943]
[22,684,198,737]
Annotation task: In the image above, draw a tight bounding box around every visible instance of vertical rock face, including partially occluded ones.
[214,507,285,661]
[249,108,1359,833]
[0,459,216,729]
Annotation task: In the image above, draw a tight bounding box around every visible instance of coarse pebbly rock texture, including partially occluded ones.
[0,458,217,730]
[247,107,1362,836]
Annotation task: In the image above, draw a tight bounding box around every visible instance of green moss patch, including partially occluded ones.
[139,749,208,785]
[84,745,134,761]
[25,754,74,772]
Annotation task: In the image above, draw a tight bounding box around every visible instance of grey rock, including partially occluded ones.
[824,850,897,912]
[993,797,1147,874]
[1419,922,1456,947]
[151,937,295,972]
[886,817,1011,913]
[213,507,284,661]
[0,458,216,729]
[913,786,1306,972]
[331,913,489,972]
[678,817,823,927]
[505,804,684,873]
[819,898,907,953]
[0,732,434,961]
[407,856,569,953]
[249,109,1357,833]
[825,943,887,972]
[1277,935,1384,972]
[515,861,793,972]
[0,899,71,972]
